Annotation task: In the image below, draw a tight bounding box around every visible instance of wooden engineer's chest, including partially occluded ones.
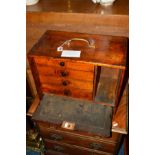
[27,30,128,155]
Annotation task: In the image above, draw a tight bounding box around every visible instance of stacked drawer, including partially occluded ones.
[37,122,121,155]
[34,57,95,100]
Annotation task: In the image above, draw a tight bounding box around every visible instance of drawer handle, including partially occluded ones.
[62,81,68,86]
[64,90,71,96]
[60,71,68,77]
[53,145,64,152]
[59,62,65,66]
[50,134,63,141]
[89,143,103,150]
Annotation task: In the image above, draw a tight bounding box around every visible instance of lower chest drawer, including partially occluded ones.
[44,139,112,155]
[45,150,68,155]
[39,126,116,153]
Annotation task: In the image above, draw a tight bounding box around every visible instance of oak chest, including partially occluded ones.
[28,30,128,107]
[27,30,128,155]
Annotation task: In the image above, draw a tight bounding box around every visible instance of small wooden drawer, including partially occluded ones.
[36,65,94,82]
[41,84,93,100]
[34,57,94,72]
[44,139,112,155]
[39,75,93,91]
[39,127,116,153]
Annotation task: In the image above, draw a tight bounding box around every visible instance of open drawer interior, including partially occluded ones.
[94,67,120,106]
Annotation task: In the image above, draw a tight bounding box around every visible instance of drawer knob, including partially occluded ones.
[53,145,64,152]
[50,134,63,141]
[89,143,103,150]
[60,71,68,77]
[62,81,68,86]
[60,62,65,66]
[64,90,71,96]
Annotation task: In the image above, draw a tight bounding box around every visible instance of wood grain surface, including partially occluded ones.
[112,84,128,134]
[34,57,95,72]
[39,75,94,91]
[27,94,40,116]
[44,139,112,155]
[39,126,116,153]
[41,84,93,100]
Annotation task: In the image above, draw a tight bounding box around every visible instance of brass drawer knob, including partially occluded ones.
[59,62,65,66]
[60,71,68,77]
[89,143,103,150]
[50,134,63,141]
[53,145,64,152]
[62,81,68,86]
[64,90,71,96]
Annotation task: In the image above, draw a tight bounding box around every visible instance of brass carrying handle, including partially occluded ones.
[57,38,95,51]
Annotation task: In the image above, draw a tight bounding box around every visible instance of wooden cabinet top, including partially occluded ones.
[26,0,129,16]
[28,30,128,69]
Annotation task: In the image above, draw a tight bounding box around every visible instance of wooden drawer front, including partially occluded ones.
[36,65,94,82]
[39,75,93,91]
[40,127,115,153]
[44,139,112,155]
[42,84,93,100]
[44,150,67,155]
[34,57,94,72]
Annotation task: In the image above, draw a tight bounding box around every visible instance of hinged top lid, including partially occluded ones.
[28,30,128,69]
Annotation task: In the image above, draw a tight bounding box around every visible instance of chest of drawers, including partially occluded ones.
[28,89,128,155]
[27,30,128,155]
[33,57,95,100]
[38,123,121,155]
